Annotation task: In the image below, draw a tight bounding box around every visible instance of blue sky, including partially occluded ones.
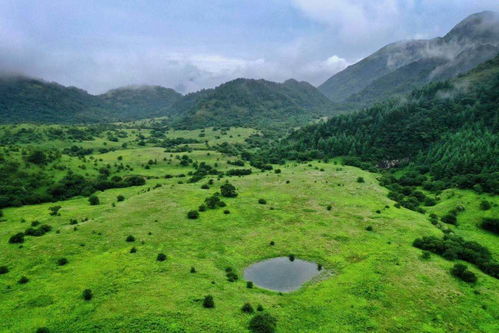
[1,0,498,94]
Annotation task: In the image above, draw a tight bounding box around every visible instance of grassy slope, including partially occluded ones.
[0,129,498,333]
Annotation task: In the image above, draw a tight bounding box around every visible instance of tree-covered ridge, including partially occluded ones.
[172,78,336,132]
[318,11,499,107]
[257,55,499,193]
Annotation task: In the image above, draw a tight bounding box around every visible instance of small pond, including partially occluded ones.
[243,257,322,292]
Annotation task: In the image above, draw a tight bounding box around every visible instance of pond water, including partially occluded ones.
[243,257,322,292]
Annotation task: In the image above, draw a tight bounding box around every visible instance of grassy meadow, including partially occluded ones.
[0,125,497,333]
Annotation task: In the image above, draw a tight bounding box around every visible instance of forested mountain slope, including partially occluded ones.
[319,11,499,107]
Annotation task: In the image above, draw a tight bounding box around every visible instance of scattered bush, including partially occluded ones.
[157,253,167,262]
[0,266,8,274]
[249,313,277,333]
[356,177,365,183]
[187,210,199,219]
[480,200,491,210]
[82,289,93,300]
[201,184,210,190]
[18,276,29,284]
[190,267,197,273]
[203,295,215,308]
[269,241,275,246]
[258,199,267,205]
[326,205,332,211]
[126,235,135,242]
[223,210,230,214]
[451,263,477,283]
[220,182,238,197]
[198,205,207,212]
[117,195,125,202]
[9,232,25,244]
[441,214,457,225]
[36,328,50,333]
[88,195,100,205]
[242,302,255,313]
[481,218,499,234]
[49,205,62,216]
[288,254,295,262]
[57,258,68,266]
[226,271,239,282]
[257,304,264,312]
[421,251,431,260]
[246,281,253,288]
[365,226,373,231]
[130,247,137,253]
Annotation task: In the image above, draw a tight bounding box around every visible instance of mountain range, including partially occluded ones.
[318,11,499,107]
[0,11,497,128]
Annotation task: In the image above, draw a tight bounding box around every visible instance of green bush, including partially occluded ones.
[257,304,264,312]
[187,210,199,219]
[203,295,215,308]
[481,218,499,234]
[8,232,24,244]
[88,195,100,205]
[220,182,238,197]
[36,328,50,333]
[249,313,277,333]
[0,266,9,274]
[479,200,491,210]
[57,258,68,266]
[258,199,267,205]
[18,276,29,284]
[117,195,125,202]
[82,289,93,300]
[157,253,167,262]
[451,263,477,283]
[190,267,197,273]
[356,177,365,183]
[246,281,253,288]
[130,247,137,253]
[288,254,295,262]
[242,302,255,313]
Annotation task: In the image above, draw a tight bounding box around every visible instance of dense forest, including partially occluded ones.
[252,55,499,195]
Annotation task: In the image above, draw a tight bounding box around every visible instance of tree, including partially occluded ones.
[187,210,199,219]
[88,195,100,205]
[203,295,215,308]
[248,313,277,333]
[242,302,255,313]
[220,182,238,198]
[82,289,93,300]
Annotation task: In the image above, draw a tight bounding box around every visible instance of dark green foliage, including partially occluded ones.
[479,200,491,210]
[48,205,62,216]
[88,195,100,205]
[258,199,267,205]
[288,254,295,262]
[18,276,29,284]
[198,204,207,212]
[481,218,499,234]
[451,264,477,283]
[220,182,238,197]
[226,271,239,282]
[156,253,167,262]
[356,177,365,183]
[269,241,275,246]
[0,266,8,274]
[421,251,431,260]
[326,205,332,211]
[117,195,125,202]
[242,303,255,313]
[126,235,135,242]
[204,193,226,209]
[190,267,197,273]
[441,214,457,225]
[24,224,52,237]
[203,295,215,308]
[130,247,137,253]
[36,328,50,333]
[366,226,373,231]
[223,210,230,215]
[246,281,253,289]
[226,169,252,176]
[248,313,277,333]
[413,235,498,278]
[82,289,93,301]
[57,258,68,266]
[187,210,199,219]
[9,232,25,244]
[257,304,264,312]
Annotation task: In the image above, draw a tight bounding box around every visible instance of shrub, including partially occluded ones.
[203,295,215,308]
[0,266,9,274]
[441,214,457,225]
[18,276,29,284]
[258,199,267,205]
[198,204,207,212]
[451,263,477,283]
[365,226,373,231]
[9,233,25,244]
[269,241,275,246]
[36,328,50,333]
[57,258,68,266]
[117,195,125,202]
[190,267,197,273]
[223,210,230,215]
[201,184,210,189]
[82,289,93,300]
[421,251,431,260]
[481,218,499,234]
[242,302,255,313]
[480,200,491,210]
[249,313,277,333]
[246,281,253,289]
[157,253,167,262]
[326,205,332,211]
[257,304,264,312]
[88,195,100,205]
[356,177,365,183]
[49,205,62,216]
[220,182,238,197]
[226,271,239,282]
[288,254,295,262]
[130,247,137,253]
[187,210,199,219]
[126,235,135,242]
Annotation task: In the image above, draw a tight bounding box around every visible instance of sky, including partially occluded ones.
[1,0,498,94]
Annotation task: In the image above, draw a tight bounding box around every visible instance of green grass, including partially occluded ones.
[0,129,498,332]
